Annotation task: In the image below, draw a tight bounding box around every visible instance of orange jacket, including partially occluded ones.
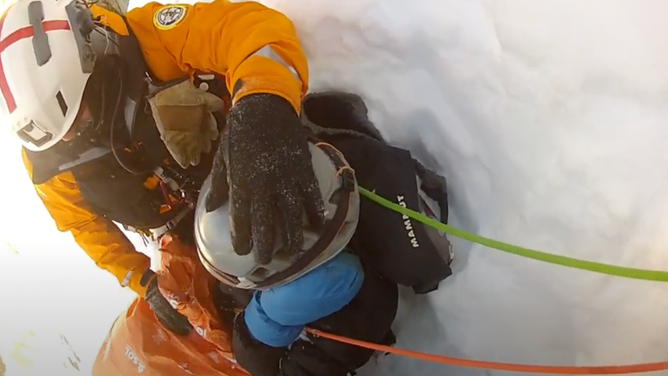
[126,1,308,112]
[92,234,248,376]
[22,2,308,296]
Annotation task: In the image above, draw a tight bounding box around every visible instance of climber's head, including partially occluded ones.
[194,141,361,290]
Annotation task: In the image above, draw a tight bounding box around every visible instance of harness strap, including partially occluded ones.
[124,205,192,242]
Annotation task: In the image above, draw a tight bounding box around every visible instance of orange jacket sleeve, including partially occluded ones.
[21,150,152,296]
[126,0,308,114]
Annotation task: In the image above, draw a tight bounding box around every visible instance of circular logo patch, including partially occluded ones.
[153,5,188,30]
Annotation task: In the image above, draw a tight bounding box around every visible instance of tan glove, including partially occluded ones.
[148,78,225,168]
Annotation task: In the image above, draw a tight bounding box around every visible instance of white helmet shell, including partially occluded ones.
[195,142,360,290]
[0,0,97,151]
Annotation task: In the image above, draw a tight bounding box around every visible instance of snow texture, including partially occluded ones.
[0,0,667,375]
[231,1,668,375]
[0,189,152,375]
[0,133,154,373]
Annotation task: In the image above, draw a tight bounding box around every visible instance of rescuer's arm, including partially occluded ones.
[128,1,325,265]
[23,164,194,335]
[127,0,307,112]
[21,147,150,295]
[30,171,152,296]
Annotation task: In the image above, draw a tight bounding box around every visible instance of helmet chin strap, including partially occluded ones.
[72,18,152,175]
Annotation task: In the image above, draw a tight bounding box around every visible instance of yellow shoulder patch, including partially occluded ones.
[153,4,189,30]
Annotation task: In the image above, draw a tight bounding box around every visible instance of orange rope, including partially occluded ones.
[305,328,668,374]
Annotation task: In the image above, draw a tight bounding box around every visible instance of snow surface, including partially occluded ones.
[270,1,668,374]
[0,135,154,373]
[285,1,668,374]
[184,0,668,375]
[0,139,155,375]
[3,0,668,375]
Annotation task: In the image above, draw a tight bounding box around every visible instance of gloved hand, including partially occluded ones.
[142,270,193,336]
[232,311,285,376]
[205,94,325,264]
[148,78,225,169]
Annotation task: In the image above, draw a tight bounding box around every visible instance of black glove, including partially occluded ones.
[142,270,193,336]
[232,311,286,376]
[205,94,325,264]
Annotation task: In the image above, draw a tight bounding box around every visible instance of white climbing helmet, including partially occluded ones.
[194,141,361,290]
[0,0,112,151]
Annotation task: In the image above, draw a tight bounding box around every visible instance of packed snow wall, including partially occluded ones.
[0,0,666,374]
[249,0,668,376]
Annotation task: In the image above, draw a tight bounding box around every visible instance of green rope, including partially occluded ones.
[359,187,668,282]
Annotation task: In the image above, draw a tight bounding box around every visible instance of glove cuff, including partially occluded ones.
[140,269,157,288]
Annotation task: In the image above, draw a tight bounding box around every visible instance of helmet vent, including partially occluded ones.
[55,91,68,116]
[28,1,53,67]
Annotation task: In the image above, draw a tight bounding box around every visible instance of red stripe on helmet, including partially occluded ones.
[0,19,71,113]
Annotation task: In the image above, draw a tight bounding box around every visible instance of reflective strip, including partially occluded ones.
[196,73,216,80]
[58,147,111,171]
[121,270,133,287]
[248,45,299,81]
[195,73,216,91]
